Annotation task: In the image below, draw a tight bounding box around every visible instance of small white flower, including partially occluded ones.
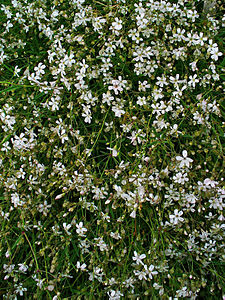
[130,210,136,218]
[94,237,108,251]
[110,232,122,240]
[132,251,146,265]
[138,80,150,91]
[169,209,184,225]
[107,146,118,157]
[145,264,158,279]
[111,17,123,31]
[76,222,87,237]
[63,223,72,235]
[107,289,124,300]
[15,283,27,296]
[14,65,21,77]
[18,263,28,273]
[176,150,193,168]
[47,285,55,291]
[210,47,223,61]
[188,74,199,88]
[76,261,87,271]
[173,172,189,184]
[203,178,218,188]
[134,269,148,280]
[102,91,114,105]
[137,96,147,106]
[108,76,127,95]
[112,104,125,117]
[34,63,46,76]
[5,250,11,258]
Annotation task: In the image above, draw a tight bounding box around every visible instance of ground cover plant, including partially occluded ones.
[0,0,224,299]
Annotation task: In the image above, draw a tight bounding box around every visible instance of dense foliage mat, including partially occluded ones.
[0,0,224,299]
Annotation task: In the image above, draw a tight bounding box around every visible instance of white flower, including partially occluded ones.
[210,47,223,61]
[63,223,72,235]
[196,32,207,46]
[111,17,123,31]
[76,222,87,237]
[55,193,65,200]
[138,80,150,91]
[5,250,11,258]
[169,74,182,86]
[156,75,168,87]
[189,61,198,72]
[107,289,124,300]
[176,150,193,168]
[94,237,108,251]
[130,210,136,218]
[112,104,125,117]
[82,104,92,123]
[128,130,145,145]
[0,51,7,64]
[14,65,21,77]
[203,178,218,188]
[173,172,189,184]
[47,285,55,291]
[176,286,191,297]
[107,146,118,157]
[82,112,92,123]
[173,28,185,42]
[76,261,87,271]
[110,232,122,240]
[137,96,147,106]
[134,269,148,280]
[64,53,76,67]
[18,263,28,273]
[102,91,114,105]
[144,264,158,279]
[132,251,146,265]
[169,209,184,225]
[15,283,27,296]
[152,88,164,100]
[11,192,25,207]
[34,63,46,76]
[108,76,127,95]
[1,141,11,152]
[188,74,199,88]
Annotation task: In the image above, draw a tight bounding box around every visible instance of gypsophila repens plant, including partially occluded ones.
[0,0,224,299]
